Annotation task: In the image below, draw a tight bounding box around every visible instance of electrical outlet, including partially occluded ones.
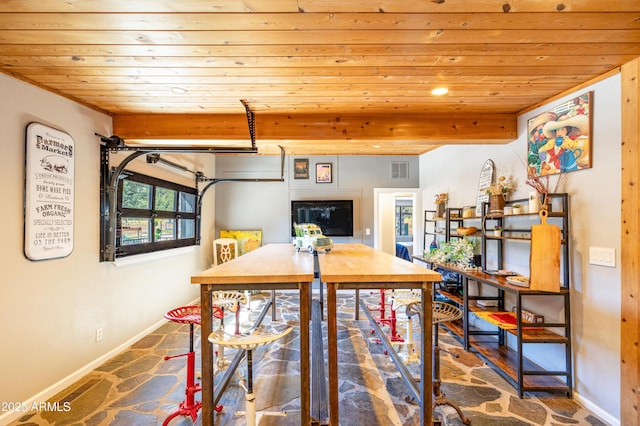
[96,328,103,342]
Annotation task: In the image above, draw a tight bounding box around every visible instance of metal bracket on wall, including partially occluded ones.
[97,131,285,262]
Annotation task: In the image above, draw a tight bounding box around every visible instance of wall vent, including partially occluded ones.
[390,161,409,179]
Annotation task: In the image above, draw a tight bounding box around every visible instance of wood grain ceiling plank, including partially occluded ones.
[0,0,299,13]
[21,74,592,86]
[1,29,639,45]
[4,66,598,82]
[2,0,633,13]
[297,0,640,13]
[0,55,625,70]
[2,0,638,13]
[2,43,640,58]
[56,84,567,94]
[0,12,638,30]
[0,62,608,76]
[62,89,563,99]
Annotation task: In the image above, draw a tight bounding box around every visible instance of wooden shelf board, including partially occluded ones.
[507,328,570,343]
[467,338,569,390]
[437,289,503,313]
[437,289,463,304]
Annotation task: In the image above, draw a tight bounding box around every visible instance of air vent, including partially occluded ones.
[390,161,409,180]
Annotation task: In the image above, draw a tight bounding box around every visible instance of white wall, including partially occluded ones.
[0,74,216,423]
[419,75,622,423]
[214,155,420,246]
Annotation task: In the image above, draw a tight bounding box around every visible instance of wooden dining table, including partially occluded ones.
[191,243,315,426]
[192,242,441,425]
[317,243,442,425]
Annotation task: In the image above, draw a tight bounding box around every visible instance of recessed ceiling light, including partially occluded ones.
[373,145,381,148]
[170,87,188,94]
[431,87,449,96]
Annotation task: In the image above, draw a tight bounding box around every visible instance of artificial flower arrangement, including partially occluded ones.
[483,175,515,196]
[434,192,448,204]
[423,237,479,270]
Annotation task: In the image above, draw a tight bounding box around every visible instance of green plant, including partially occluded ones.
[512,203,521,208]
[423,238,477,269]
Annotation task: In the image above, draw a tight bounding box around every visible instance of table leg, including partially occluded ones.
[421,283,433,426]
[271,289,277,321]
[300,282,311,425]
[463,276,470,350]
[201,286,214,426]
[327,282,339,425]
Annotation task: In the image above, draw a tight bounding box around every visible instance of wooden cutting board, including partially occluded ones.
[529,209,561,292]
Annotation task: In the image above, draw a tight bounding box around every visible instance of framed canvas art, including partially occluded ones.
[219,229,262,255]
[527,91,593,176]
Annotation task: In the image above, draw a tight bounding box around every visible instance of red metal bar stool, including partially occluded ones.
[163,305,223,425]
[368,289,405,343]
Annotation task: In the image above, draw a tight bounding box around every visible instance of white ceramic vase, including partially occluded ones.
[528,191,540,214]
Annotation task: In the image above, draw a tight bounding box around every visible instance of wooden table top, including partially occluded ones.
[191,243,315,285]
[317,243,441,283]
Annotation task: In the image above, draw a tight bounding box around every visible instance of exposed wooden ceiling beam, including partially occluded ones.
[113,112,516,155]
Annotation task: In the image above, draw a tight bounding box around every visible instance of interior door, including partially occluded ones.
[376,192,396,255]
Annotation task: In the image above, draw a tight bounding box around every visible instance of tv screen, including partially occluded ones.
[291,200,353,237]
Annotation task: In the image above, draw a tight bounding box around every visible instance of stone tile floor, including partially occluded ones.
[8,291,609,426]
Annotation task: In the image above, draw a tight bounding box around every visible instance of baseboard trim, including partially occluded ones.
[573,390,619,426]
[0,297,199,426]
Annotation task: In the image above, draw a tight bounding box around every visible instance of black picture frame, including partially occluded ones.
[293,158,309,179]
[316,163,332,183]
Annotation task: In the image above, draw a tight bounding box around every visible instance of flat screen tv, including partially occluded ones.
[291,200,353,237]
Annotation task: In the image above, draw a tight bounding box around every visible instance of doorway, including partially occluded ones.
[373,188,421,256]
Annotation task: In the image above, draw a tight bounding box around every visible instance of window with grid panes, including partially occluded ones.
[117,171,197,257]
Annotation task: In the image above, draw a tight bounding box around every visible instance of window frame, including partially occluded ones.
[116,170,197,258]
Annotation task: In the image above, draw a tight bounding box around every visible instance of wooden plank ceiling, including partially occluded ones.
[1,0,639,155]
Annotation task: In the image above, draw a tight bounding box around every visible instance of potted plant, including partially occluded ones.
[423,237,478,270]
[434,192,448,218]
[493,225,503,237]
[512,203,522,214]
[483,175,515,213]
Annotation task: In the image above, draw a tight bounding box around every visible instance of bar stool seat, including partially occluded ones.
[211,291,247,311]
[211,291,248,370]
[208,326,292,426]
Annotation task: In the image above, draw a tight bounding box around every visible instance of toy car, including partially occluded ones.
[292,223,333,253]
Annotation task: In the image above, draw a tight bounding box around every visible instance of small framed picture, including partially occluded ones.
[316,163,332,183]
[293,158,309,179]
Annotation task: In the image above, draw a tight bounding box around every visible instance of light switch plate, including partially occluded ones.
[589,247,616,267]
